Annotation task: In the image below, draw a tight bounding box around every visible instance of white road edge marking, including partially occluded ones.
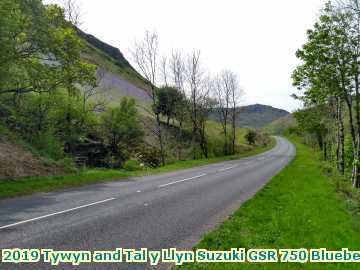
[158,173,207,188]
[218,165,238,172]
[0,197,116,230]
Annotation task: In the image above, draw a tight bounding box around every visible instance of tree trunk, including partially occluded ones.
[344,95,359,186]
[338,98,345,174]
[177,120,183,160]
[353,73,360,188]
[199,120,208,158]
[151,85,166,166]
[317,133,324,151]
[223,124,227,155]
[192,94,197,160]
[232,110,236,155]
[155,112,165,166]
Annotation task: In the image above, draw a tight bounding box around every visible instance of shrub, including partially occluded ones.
[30,132,64,160]
[245,130,257,145]
[134,144,164,168]
[57,158,77,173]
[123,159,143,171]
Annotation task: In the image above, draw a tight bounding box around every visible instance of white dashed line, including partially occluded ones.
[218,165,238,172]
[0,197,116,230]
[158,174,207,188]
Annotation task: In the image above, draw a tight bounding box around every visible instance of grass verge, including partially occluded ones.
[0,139,275,199]
[175,137,360,270]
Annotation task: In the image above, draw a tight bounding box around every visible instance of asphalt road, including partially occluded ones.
[0,137,295,269]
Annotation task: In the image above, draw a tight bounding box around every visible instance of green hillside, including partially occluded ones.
[0,0,273,182]
[263,114,297,135]
[209,104,289,129]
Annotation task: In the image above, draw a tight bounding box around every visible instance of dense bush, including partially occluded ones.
[30,132,64,161]
[245,130,257,145]
[123,159,143,171]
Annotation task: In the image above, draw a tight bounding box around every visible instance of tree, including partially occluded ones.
[0,0,97,145]
[214,73,231,155]
[61,0,83,27]
[186,50,207,159]
[168,50,188,159]
[294,106,332,160]
[0,1,96,96]
[154,86,184,126]
[102,97,144,157]
[132,31,166,166]
[292,2,360,185]
[245,130,257,145]
[230,73,243,155]
[214,70,243,155]
[196,78,216,158]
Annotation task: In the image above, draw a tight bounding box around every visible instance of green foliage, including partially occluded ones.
[30,132,64,161]
[56,157,77,173]
[344,134,354,170]
[154,86,186,124]
[291,1,360,185]
[0,0,97,96]
[245,130,257,145]
[0,139,275,199]
[263,114,297,135]
[135,143,164,168]
[0,0,272,179]
[123,159,143,171]
[293,105,331,149]
[102,97,144,157]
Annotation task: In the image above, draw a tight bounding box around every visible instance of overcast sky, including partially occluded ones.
[48,0,327,112]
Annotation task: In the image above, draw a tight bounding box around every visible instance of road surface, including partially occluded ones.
[0,137,295,269]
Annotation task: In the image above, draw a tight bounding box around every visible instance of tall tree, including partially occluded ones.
[186,50,206,159]
[169,50,188,159]
[293,2,360,185]
[132,31,166,166]
[214,70,243,155]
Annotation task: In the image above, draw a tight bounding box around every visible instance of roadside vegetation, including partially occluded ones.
[0,0,270,185]
[292,0,360,188]
[0,138,275,199]
[175,1,360,268]
[176,137,360,270]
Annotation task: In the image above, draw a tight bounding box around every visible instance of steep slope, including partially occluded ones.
[78,29,152,105]
[77,28,135,70]
[0,126,64,180]
[210,104,290,129]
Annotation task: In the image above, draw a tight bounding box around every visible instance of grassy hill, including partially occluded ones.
[78,29,152,106]
[263,114,297,135]
[78,31,279,157]
[209,104,289,129]
[78,30,290,130]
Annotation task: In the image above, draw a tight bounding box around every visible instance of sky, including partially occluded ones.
[47,0,327,112]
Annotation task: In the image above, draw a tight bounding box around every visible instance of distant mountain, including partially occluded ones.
[210,104,290,129]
